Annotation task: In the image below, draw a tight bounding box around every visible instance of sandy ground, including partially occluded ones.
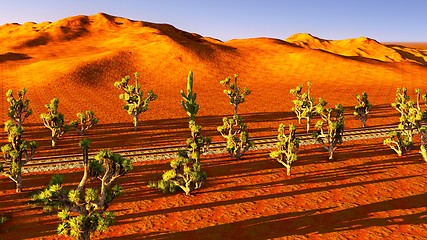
[0,137,426,239]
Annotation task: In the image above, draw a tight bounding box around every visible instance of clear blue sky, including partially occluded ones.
[0,0,426,42]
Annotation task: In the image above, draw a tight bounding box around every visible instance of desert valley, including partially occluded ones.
[0,13,426,239]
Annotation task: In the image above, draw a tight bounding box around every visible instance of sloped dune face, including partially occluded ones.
[0,13,426,127]
[285,33,427,64]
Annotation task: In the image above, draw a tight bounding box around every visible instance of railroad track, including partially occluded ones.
[17,123,402,173]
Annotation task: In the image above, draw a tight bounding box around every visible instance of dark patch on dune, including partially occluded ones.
[0,52,31,63]
[22,34,50,47]
[61,51,137,87]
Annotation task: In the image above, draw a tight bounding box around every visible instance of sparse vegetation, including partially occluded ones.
[354,92,372,127]
[312,101,345,160]
[32,139,132,240]
[384,88,424,156]
[0,215,6,224]
[180,71,211,163]
[40,98,69,147]
[69,110,99,135]
[217,74,253,160]
[1,89,38,192]
[149,71,209,195]
[5,88,32,127]
[290,81,317,132]
[383,130,412,157]
[269,123,300,176]
[114,72,157,131]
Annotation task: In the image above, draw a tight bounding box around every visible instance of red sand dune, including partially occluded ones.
[0,13,426,239]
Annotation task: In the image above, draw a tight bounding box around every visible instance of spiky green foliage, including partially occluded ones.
[32,141,132,240]
[383,131,412,157]
[148,150,207,195]
[186,120,211,163]
[220,74,251,116]
[69,111,99,135]
[218,74,252,159]
[180,71,199,121]
[312,103,345,160]
[354,92,372,127]
[1,119,37,192]
[6,88,32,127]
[180,71,211,163]
[114,72,157,131]
[290,81,320,132]
[40,98,69,147]
[218,115,253,160]
[385,88,426,156]
[391,88,423,143]
[150,71,209,195]
[269,124,300,176]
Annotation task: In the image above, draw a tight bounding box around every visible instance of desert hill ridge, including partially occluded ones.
[0,12,426,128]
[285,33,427,64]
[1,13,426,65]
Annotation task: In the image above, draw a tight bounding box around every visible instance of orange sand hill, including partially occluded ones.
[1,13,426,128]
[0,13,427,239]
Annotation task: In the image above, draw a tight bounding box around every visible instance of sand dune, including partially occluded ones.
[285,33,427,65]
[0,13,426,127]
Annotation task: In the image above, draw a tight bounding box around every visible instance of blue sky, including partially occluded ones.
[0,0,426,42]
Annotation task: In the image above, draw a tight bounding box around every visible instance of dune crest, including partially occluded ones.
[285,33,427,65]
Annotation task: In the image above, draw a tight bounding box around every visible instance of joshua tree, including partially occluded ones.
[312,102,345,160]
[149,71,209,195]
[148,150,207,195]
[180,71,211,163]
[269,124,300,176]
[220,74,251,116]
[1,89,37,192]
[391,88,423,143]
[383,130,412,157]
[32,140,132,240]
[1,121,37,192]
[69,110,99,135]
[385,88,425,156]
[416,89,427,162]
[218,74,253,159]
[290,81,319,132]
[354,92,372,127]
[41,98,69,147]
[114,72,157,131]
[5,88,32,127]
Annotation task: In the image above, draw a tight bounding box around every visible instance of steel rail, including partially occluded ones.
[14,123,407,173]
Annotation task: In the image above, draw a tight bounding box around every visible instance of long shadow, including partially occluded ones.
[114,174,416,224]
[116,191,426,239]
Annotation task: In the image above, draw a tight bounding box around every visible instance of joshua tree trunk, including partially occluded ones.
[15,175,22,193]
[80,230,90,240]
[328,147,334,160]
[133,114,138,131]
[77,165,88,192]
[52,135,57,147]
